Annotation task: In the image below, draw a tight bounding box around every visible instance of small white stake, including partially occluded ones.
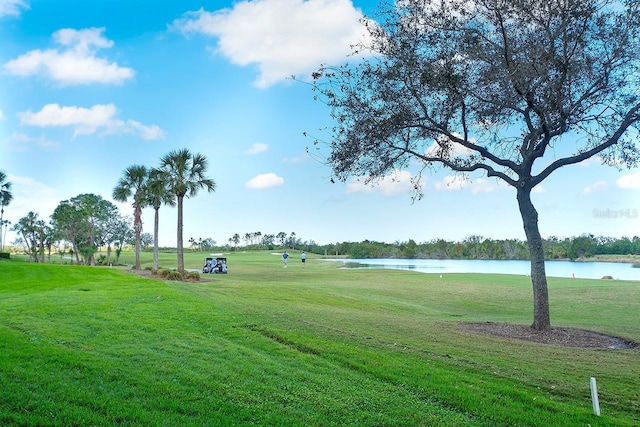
[590,377,601,416]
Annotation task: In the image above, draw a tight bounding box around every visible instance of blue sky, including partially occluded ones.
[1,0,639,248]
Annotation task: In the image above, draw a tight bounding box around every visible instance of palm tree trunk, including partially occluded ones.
[0,207,4,252]
[177,196,184,273]
[517,187,551,331]
[134,205,142,270]
[153,207,160,270]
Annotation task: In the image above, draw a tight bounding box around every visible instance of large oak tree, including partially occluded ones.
[50,194,117,266]
[310,0,640,330]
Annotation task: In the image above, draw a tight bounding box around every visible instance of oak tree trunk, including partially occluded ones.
[517,187,551,331]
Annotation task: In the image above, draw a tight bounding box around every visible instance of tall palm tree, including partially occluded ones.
[146,169,176,270]
[159,149,215,273]
[112,165,148,270]
[231,233,240,251]
[0,171,13,252]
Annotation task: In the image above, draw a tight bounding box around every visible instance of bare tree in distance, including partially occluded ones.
[308,0,640,330]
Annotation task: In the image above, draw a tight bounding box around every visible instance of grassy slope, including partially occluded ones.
[1,252,638,426]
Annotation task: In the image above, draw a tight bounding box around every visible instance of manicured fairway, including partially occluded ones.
[1,252,638,426]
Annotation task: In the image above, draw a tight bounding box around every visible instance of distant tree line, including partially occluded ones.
[226,231,301,251]
[297,235,640,261]
[219,232,640,261]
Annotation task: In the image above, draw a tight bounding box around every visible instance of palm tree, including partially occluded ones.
[146,169,176,270]
[231,233,240,251]
[159,149,215,273]
[113,165,148,270]
[0,171,13,252]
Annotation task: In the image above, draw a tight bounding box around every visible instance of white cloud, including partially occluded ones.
[617,172,640,189]
[346,170,414,197]
[20,103,115,132]
[425,136,476,158]
[6,132,58,151]
[246,142,268,154]
[532,184,546,194]
[577,156,601,167]
[433,174,503,194]
[245,172,285,189]
[433,175,468,191]
[171,0,370,88]
[119,120,166,140]
[582,180,608,195]
[0,0,29,17]
[0,109,5,120]
[18,103,165,140]
[283,155,309,164]
[4,27,134,86]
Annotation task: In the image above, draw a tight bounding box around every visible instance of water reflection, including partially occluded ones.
[325,258,638,281]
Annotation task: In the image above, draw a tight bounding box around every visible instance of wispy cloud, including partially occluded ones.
[0,108,5,120]
[4,173,59,221]
[6,132,59,151]
[582,180,608,195]
[532,184,546,194]
[171,0,370,88]
[245,142,268,154]
[245,172,284,189]
[4,27,134,86]
[283,154,309,164]
[18,103,165,140]
[617,172,640,189]
[346,170,414,197]
[0,0,29,18]
[433,174,504,194]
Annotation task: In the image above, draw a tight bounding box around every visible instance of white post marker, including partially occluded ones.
[590,377,601,416]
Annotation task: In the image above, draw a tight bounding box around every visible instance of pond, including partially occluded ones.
[324,258,638,281]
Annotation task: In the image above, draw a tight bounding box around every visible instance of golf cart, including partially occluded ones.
[202,257,228,274]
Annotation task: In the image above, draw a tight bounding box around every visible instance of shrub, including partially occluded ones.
[601,275,614,280]
[165,271,183,281]
[0,252,10,259]
[160,269,173,278]
[186,271,200,281]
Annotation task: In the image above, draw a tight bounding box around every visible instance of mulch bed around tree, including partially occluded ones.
[126,268,214,282]
[459,322,639,350]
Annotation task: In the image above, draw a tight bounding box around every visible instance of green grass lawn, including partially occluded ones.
[1,251,638,426]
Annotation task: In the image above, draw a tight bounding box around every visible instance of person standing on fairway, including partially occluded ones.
[282,251,289,268]
[301,251,306,267]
